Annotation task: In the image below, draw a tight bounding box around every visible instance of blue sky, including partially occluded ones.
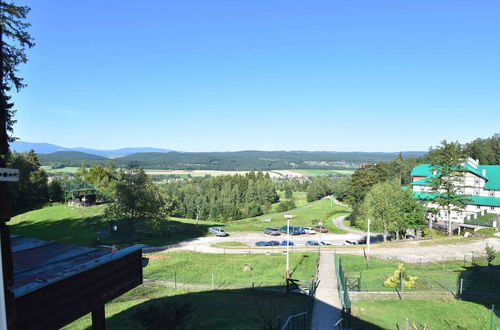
[12,0,500,151]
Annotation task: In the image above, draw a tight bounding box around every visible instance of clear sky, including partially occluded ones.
[11,0,500,152]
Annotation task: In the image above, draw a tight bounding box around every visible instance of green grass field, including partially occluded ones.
[10,196,350,247]
[351,299,498,329]
[63,285,307,330]
[292,169,355,176]
[224,198,350,234]
[41,166,80,174]
[275,191,308,208]
[338,253,500,295]
[144,251,318,286]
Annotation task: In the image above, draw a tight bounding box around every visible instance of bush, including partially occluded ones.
[276,200,296,212]
[132,300,199,330]
[384,263,417,289]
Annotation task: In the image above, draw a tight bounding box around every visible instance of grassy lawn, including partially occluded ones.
[144,251,318,286]
[63,284,307,330]
[338,253,500,295]
[275,191,308,208]
[10,204,219,247]
[224,198,350,233]
[41,166,80,174]
[291,169,355,176]
[351,299,498,329]
[211,241,248,248]
[10,198,349,247]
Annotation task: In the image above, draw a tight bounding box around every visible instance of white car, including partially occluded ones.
[303,227,316,234]
[343,239,358,245]
[209,227,228,237]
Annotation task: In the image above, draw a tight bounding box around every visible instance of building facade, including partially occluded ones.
[411,158,500,222]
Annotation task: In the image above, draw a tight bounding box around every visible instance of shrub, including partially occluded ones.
[384,263,418,289]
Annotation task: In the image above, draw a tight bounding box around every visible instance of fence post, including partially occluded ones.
[174,271,177,289]
[459,278,463,299]
[400,270,404,300]
[490,304,495,330]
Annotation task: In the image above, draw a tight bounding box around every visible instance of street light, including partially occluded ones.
[318,221,323,249]
[284,214,294,279]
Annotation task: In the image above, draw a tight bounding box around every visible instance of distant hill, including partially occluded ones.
[10,141,174,158]
[38,151,108,167]
[37,150,427,171]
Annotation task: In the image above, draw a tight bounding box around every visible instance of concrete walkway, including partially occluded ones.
[311,251,342,330]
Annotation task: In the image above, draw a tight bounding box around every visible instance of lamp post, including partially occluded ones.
[367,218,371,255]
[318,221,323,249]
[284,214,293,279]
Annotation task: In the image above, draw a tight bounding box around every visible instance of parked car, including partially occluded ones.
[209,227,228,237]
[306,240,320,246]
[303,227,316,234]
[314,225,328,233]
[281,240,295,246]
[255,241,271,246]
[279,226,302,235]
[343,239,358,245]
[269,240,280,246]
[320,241,331,246]
[263,227,280,236]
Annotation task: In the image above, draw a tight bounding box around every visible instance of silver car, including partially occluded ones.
[209,227,228,237]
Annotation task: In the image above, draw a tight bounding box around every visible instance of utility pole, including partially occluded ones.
[284,214,293,280]
[367,218,371,255]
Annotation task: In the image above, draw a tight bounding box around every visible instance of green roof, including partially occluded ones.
[413,191,500,207]
[478,165,500,189]
[411,163,500,190]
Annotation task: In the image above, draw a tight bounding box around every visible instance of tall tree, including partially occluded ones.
[105,167,173,243]
[358,180,425,241]
[1,2,35,145]
[428,140,470,237]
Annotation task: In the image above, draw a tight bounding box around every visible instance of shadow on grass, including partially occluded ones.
[458,263,500,317]
[98,286,383,330]
[11,215,218,248]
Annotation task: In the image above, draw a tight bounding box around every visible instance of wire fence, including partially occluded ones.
[334,252,352,329]
[340,254,500,302]
[280,253,320,330]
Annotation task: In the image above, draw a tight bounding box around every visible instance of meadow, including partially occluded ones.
[351,299,498,329]
[9,195,350,247]
[143,251,319,286]
[292,169,355,176]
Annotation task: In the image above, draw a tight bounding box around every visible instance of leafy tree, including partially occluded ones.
[358,180,425,241]
[48,179,64,202]
[276,200,296,212]
[1,2,35,145]
[428,140,470,237]
[105,167,173,243]
[464,134,500,165]
[7,151,49,214]
[284,186,293,199]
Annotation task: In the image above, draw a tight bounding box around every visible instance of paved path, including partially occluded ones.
[311,251,342,330]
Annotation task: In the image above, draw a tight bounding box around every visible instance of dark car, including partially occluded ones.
[255,241,271,246]
[263,227,281,236]
[279,226,303,235]
[269,240,280,246]
[281,240,295,246]
[306,240,320,246]
[320,241,331,246]
[314,225,328,233]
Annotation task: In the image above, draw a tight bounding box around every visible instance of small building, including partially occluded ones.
[64,181,98,207]
[7,235,144,329]
[411,158,500,222]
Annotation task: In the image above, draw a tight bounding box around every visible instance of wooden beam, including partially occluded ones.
[91,305,105,330]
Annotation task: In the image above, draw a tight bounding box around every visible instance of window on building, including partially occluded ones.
[477,205,481,209]
[491,206,495,211]
[489,191,495,197]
